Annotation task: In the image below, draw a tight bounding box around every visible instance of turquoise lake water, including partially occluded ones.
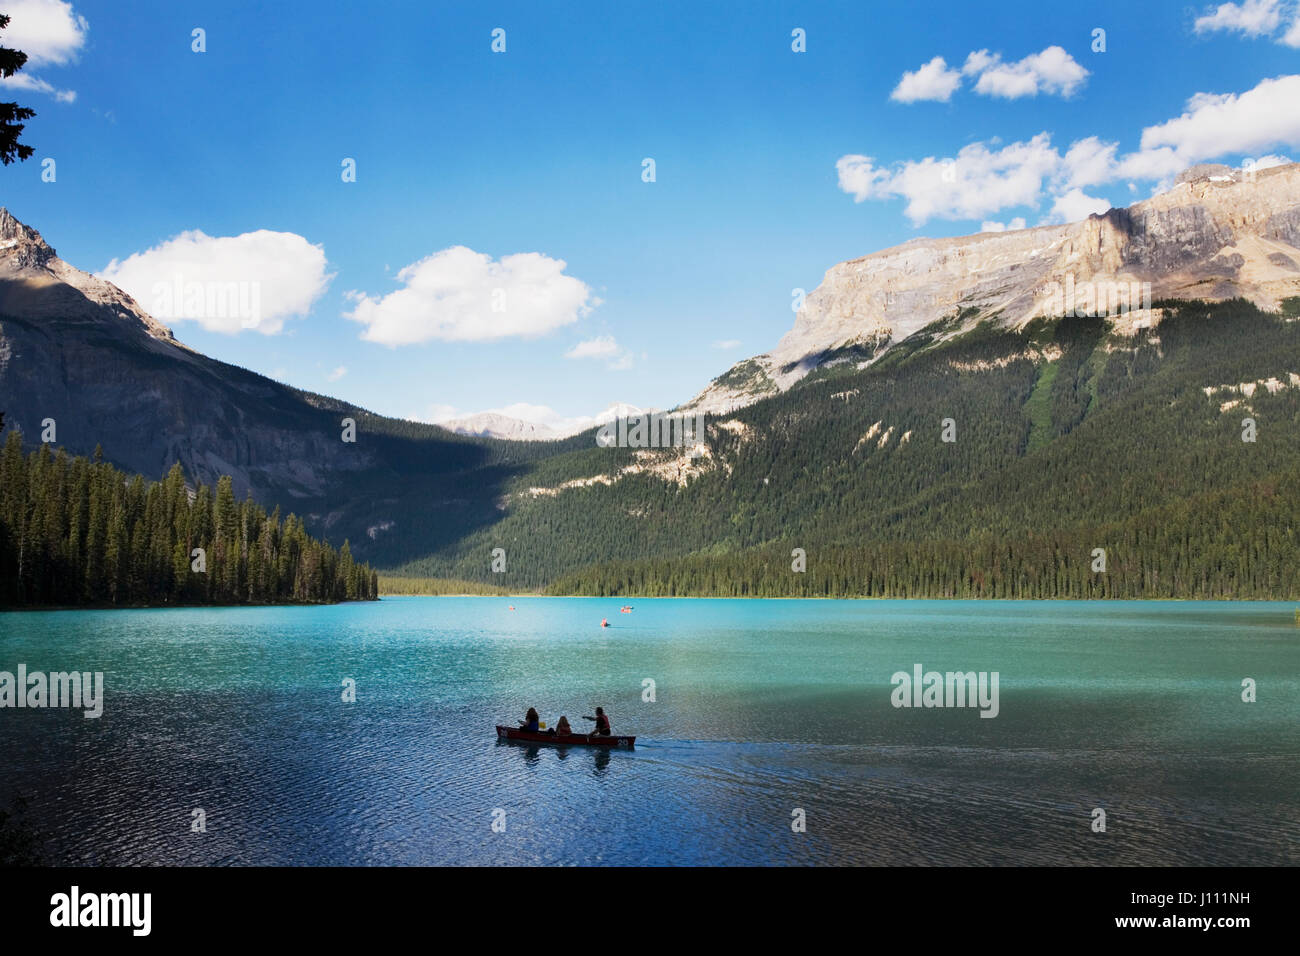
[1,597,1297,865]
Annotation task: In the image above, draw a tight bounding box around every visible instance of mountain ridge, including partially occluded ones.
[0,209,563,568]
[4,175,1300,595]
[439,402,649,441]
[684,162,1300,415]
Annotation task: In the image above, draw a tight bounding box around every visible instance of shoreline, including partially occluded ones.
[0,598,380,613]
[389,593,1293,602]
[4,594,1296,610]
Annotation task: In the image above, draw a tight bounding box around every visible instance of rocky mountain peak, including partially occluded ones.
[1175,163,1237,185]
[685,163,1300,415]
[0,207,56,269]
[0,206,176,343]
[440,412,561,441]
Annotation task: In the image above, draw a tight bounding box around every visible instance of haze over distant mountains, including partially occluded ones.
[439,402,647,441]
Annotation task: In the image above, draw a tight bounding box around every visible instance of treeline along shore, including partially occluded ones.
[0,425,378,609]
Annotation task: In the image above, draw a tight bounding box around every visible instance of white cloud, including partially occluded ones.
[968,46,1089,99]
[837,134,1060,224]
[1284,10,1300,44]
[0,0,87,102]
[1193,1,1300,46]
[1060,136,1119,188]
[100,230,333,335]
[565,336,619,359]
[345,246,597,346]
[1,0,87,65]
[1137,75,1300,162]
[712,339,741,349]
[891,56,962,103]
[1049,188,1111,223]
[419,403,460,424]
[1250,153,1294,169]
[962,50,999,77]
[327,365,347,382]
[1194,0,1282,36]
[565,334,632,369]
[837,75,1300,226]
[0,71,74,102]
[1112,145,1186,182]
[836,155,891,203]
[892,46,1088,105]
[980,218,1026,232]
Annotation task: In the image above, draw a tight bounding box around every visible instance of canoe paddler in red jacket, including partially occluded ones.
[583,707,611,736]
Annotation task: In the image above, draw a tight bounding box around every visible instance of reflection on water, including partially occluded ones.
[1,598,1297,865]
[496,739,617,778]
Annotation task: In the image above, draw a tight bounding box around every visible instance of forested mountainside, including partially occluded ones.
[393,299,1300,598]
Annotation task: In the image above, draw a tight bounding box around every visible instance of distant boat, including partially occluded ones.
[620,605,632,613]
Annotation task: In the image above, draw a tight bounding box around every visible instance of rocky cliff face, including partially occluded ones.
[0,207,379,501]
[686,163,1300,414]
[0,208,177,342]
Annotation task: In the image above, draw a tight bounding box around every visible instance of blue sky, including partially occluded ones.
[3,0,1299,431]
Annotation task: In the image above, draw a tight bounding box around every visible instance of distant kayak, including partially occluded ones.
[601,618,609,627]
[496,725,635,748]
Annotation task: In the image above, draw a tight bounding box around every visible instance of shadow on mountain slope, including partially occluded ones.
[0,278,540,564]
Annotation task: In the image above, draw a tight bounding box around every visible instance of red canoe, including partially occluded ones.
[496,725,636,748]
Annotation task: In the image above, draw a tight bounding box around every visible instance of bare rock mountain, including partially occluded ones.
[0,208,395,501]
[441,402,649,442]
[440,412,561,441]
[686,163,1300,414]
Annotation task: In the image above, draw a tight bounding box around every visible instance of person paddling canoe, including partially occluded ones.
[583,706,611,736]
[519,707,540,732]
